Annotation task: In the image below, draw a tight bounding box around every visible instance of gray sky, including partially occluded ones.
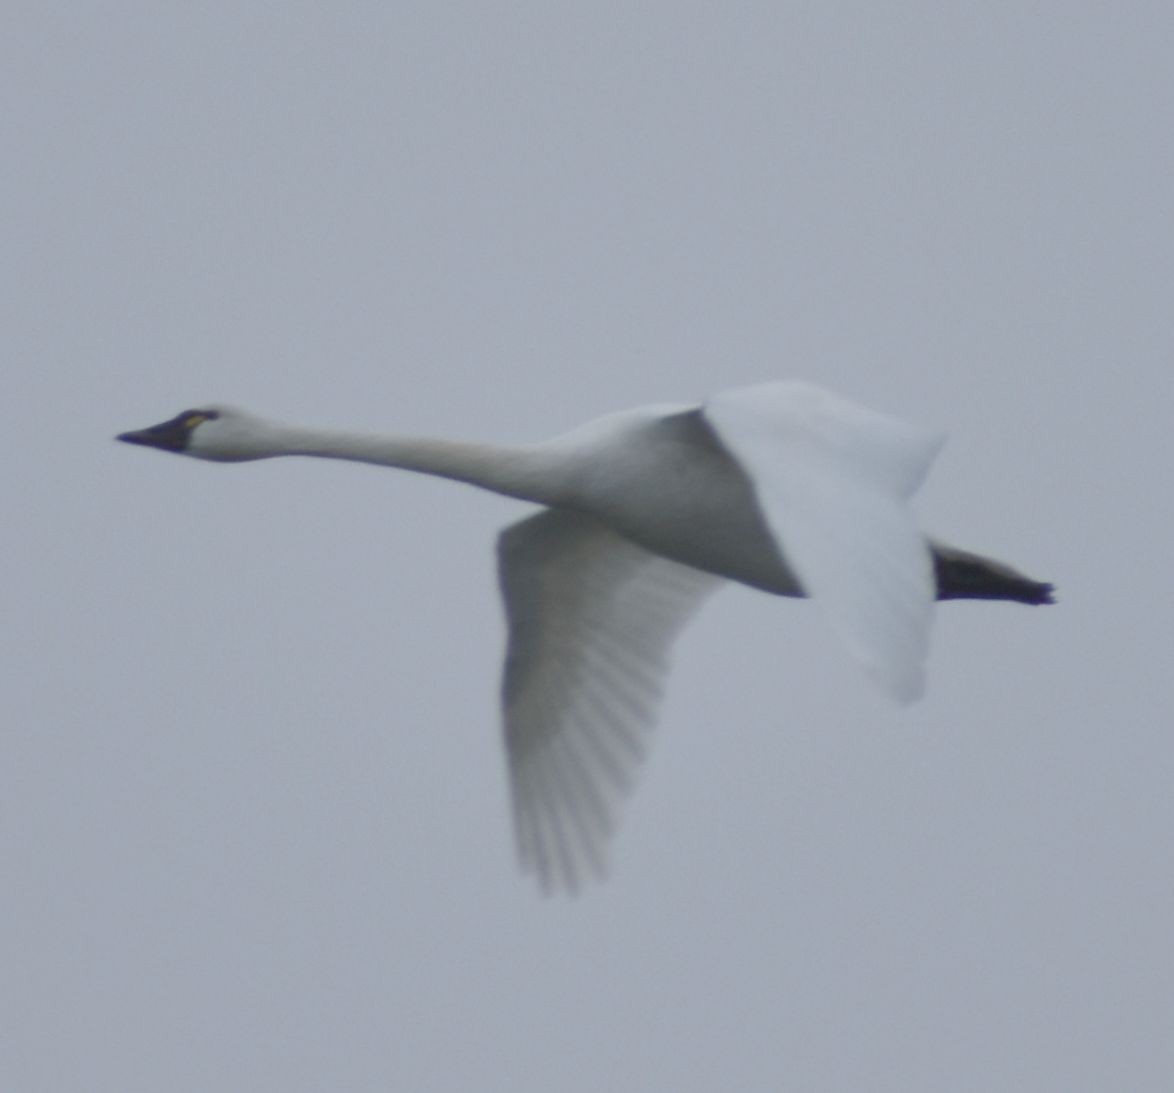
[5,4,1173,1090]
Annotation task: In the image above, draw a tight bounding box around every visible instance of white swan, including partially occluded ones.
[118,381,1053,893]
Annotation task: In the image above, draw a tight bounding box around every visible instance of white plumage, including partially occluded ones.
[119,381,1052,893]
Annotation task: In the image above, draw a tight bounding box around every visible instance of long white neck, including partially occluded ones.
[258,423,573,506]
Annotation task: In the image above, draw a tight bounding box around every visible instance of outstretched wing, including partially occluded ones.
[704,382,946,703]
[497,508,719,894]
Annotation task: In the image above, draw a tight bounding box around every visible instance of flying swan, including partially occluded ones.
[118,381,1053,893]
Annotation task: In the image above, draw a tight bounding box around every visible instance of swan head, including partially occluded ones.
[117,405,279,462]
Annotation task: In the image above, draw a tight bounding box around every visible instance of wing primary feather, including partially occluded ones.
[497,508,719,893]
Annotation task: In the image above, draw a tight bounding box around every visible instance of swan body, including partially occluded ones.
[118,382,1053,893]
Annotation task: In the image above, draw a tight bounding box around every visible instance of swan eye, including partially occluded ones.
[180,410,219,430]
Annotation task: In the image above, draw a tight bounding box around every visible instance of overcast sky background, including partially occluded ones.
[5,4,1173,1090]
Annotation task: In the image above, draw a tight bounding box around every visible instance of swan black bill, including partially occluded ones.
[116,410,216,453]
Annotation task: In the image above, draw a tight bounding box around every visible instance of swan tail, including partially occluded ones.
[932,545,1055,605]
